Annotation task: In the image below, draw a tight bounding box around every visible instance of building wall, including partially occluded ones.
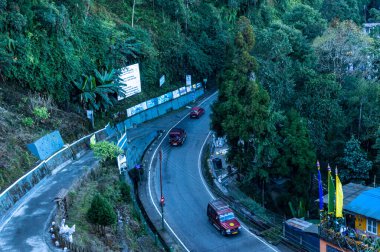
[355,214,367,232]
[355,214,380,237]
[320,240,348,252]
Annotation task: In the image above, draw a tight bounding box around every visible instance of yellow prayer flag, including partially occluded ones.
[335,169,344,218]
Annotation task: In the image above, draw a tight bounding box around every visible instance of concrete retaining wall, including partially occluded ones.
[0,88,204,223]
[0,126,114,220]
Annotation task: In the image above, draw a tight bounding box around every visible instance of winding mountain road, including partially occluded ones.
[148,92,281,252]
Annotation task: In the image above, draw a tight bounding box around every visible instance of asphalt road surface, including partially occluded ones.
[148,93,281,252]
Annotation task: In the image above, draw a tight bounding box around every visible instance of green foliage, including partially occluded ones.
[373,127,380,170]
[283,3,327,40]
[87,194,117,228]
[272,109,316,199]
[212,17,272,181]
[313,20,373,82]
[32,106,50,120]
[368,8,380,22]
[341,136,373,183]
[90,141,122,163]
[254,23,313,109]
[21,117,34,127]
[321,0,362,23]
[288,200,306,218]
[73,69,125,112]
[119,181,132,203]
[294,69,343,157]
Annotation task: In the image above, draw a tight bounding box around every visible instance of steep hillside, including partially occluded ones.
[0,84,89,191]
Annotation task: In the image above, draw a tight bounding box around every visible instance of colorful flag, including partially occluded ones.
[317,161,324,211]
[335,167,344,218]
[327,164,335,214]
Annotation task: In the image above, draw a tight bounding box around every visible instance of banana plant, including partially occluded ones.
[73,69,125,112]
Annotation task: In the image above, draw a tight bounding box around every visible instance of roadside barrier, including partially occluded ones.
[0,125,113,223]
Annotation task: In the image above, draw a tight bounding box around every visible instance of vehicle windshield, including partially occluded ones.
[170,133,180,138]
[219,212,235,222]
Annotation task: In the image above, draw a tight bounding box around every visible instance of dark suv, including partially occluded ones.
[169,128,186,146]
[207,199,241,236]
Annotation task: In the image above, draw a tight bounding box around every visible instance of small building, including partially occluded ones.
[284,218,319,252]
[345,187,380,237]
[363,23,380,35]
[319,183,380,251]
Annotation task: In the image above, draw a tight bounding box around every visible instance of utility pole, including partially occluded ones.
[159,149,165,230]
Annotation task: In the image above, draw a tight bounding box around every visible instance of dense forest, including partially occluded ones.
[0,0,379,217]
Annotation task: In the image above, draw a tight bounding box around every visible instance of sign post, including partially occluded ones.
[186,75,191,86]
[159,75,165,87]
[203,78,208,90]
[86,110,94,129]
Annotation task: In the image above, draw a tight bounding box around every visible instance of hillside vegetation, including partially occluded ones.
[0,0,380,224]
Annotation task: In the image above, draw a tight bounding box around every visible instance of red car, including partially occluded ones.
[169,128,187,146]
[190,106,205,119]
[207,199,241,235]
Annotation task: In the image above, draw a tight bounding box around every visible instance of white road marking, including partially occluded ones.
[148,91,218,252]
[197,133,280,252]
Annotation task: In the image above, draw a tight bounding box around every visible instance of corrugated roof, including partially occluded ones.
[345,187,380,220]
[285,218,314,231]
[320,183,372,207]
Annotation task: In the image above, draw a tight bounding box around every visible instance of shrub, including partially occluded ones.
[90,141,122,163]
[33,106,50,120]
[22,117,34,127]
[87,194,117,229]
[119,181,131,203]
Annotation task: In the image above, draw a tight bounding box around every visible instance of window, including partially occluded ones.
[219,212,235,222]
[367,218,377,234]
[326,245,341,252]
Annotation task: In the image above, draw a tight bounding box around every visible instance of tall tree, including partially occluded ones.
[283,3,327,40]
[272,109,316,200]
[294,69,343,158]
[313,21,373,83]
[211,17,272,183]
[254,23,313,109]
[341,136,373,183]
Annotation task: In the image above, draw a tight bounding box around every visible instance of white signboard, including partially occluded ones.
[159,75,165,87]
[186,75,191,86]
[118,63,141,100]
[172,89,180,99]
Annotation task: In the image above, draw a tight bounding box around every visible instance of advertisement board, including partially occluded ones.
[127,101,147,117]
[118,63,141,100]
[159,75,165,87]
[186,75,191,86]
[179,86,187,96]
[172,89,180,99]
[146,98,158,109]
[157,92,173,104]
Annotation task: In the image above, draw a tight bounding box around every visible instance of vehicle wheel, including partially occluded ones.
[221,230,226,236]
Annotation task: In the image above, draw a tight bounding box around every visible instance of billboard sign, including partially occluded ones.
[118,63,141,100]
[159,75,165,87]
[186,75,191,86]
[146,98,158,109]
[127,101,147,117]
[179,86,187,95]
[172,89,180,99]
[157,92,173,104]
